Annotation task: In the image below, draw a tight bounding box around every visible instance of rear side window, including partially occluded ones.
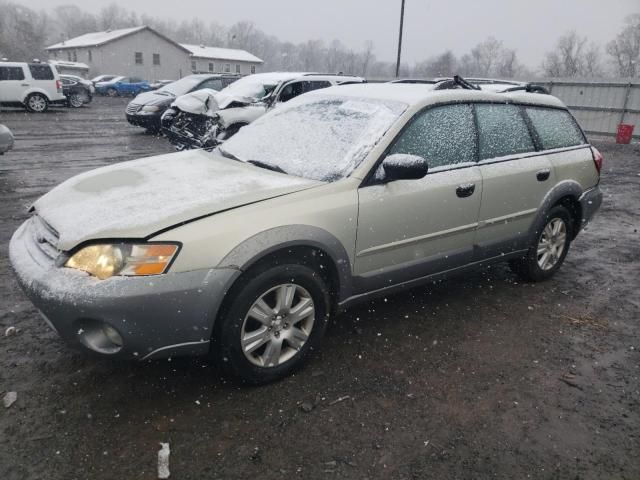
[525,107,585,150]
[28,64,54,80]
[389,104,476,169]
[200,78,223,90]
[475,104,535,160]
[0,66,25,81]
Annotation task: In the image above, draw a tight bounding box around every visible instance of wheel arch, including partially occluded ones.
[22,88,52,103]
[529,180,583,241]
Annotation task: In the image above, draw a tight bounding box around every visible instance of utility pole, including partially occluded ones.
[395,0,406,78]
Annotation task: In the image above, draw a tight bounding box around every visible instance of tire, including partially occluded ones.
[67,93,83,108]
[106,88,118,97]
[509,205,573,282]
[214,263,331,384]
[25,93,49,113]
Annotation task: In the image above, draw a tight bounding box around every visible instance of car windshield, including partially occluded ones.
[219,75,288,100]
[219,95,407,182]
[159,77,206,96]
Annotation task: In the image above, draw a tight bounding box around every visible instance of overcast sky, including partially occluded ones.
[18,0,640,66]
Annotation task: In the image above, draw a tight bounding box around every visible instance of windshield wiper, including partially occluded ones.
[246,159,287,174]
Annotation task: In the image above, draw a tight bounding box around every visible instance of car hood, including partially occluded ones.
[33,149,322,251]
[172,89,253,116]
[131,91,174,107]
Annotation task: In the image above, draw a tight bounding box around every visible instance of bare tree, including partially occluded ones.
[606,14,640,77]
[360,40,375,76]
[415,51,457,77]
[542,31,603,77]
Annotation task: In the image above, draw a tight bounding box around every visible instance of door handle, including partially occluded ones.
[456,183,476,198]
[536,169,551,181]
[21,83,30,87]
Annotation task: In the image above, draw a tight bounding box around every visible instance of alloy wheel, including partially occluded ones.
[69,94,83,108]
[241,283,315,368]
[28,95,46,112]
[537,218,567,270]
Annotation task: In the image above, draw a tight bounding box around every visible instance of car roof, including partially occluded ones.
[305,83,567,110]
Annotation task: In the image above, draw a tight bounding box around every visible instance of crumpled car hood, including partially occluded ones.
[33,149,321,250]
[172,89,256,116]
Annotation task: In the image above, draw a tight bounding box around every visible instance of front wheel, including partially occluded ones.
[106,88,118,97]
[509,205,573,282]
[214,263,331,384]
[67,93,84,108]
[25,93,49,113]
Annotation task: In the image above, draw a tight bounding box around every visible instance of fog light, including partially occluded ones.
[77,320,123,354]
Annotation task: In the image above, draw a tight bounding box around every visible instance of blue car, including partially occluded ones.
[95,76,151,97]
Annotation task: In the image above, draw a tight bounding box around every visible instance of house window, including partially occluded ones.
[73,50,77,62]
[67,51,72,61]
[135,52,143,65]
[88,50,92,62]
[208,62,214,72]
[235,64,240,74]
[191,60,197,72]
[224,63,230,73]
[153,53,160,65]
[53,51,58,59]
[251,65,256,74]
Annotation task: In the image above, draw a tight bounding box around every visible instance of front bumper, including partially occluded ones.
[9,220,240,360]
[126,112,162,129]
[578,185,603,231]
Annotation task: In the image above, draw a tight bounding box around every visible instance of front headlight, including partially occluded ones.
[65,243,179,280]
[141,105,160,113]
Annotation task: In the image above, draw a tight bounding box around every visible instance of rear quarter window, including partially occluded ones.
[525,107,586,150]
[28,64,55,80]
[0,66,25,81]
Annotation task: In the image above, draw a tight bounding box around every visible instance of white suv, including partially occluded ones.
[0,62,65,112]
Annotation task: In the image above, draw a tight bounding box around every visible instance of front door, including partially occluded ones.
[355,103,482,291]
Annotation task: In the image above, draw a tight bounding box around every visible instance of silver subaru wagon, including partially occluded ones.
[10,82,602,383]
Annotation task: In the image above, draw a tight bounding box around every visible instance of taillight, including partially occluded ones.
[56,80,62,91]
[591,146,603,175]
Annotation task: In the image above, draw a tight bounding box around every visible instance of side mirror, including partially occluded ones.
[381,154,429,182]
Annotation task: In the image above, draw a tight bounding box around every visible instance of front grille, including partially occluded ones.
[27,215,61,263]
[126,103,141,115]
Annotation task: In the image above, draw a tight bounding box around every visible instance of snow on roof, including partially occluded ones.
[307,83,567,109]
[181,44,263,63]
[47,26,148,50]
[48,60,89,70]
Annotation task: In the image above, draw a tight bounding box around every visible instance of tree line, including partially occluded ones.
[0,1,638,79]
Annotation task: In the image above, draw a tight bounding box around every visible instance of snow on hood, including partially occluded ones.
[33,150,321,250]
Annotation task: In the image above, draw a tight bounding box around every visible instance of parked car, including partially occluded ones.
[161,72,365,150]
[9,79,603,384]
[95,76,151,97]
[126,74,239,132]
[60,74,94,108]
[90,74,118,85]
[0,124,14,154]
[0,62,66,112]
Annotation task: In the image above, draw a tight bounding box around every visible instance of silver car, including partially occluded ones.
[0,124,14,154]
[9,82,602,383]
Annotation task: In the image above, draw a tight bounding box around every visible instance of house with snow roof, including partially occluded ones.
[46,26,263,81]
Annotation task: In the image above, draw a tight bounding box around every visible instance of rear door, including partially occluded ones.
[474,103,550,257]
[0,65,27,102]
[355,103,483,289]
[28,64,58,99]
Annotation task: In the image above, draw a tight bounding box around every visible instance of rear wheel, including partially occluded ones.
[509,205,573,282]
[214,263,330,384]
[25,93,49,113]
[67,93,84,108]
[106,88,118,97]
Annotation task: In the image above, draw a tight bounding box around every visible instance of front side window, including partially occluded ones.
[475,104,535,160]
[135,52,143,65]
[0,66,25,81]
[525,107,586,150]
[153,53,160,65]
[388,104,476,170]
[28,64,54,80]
[220,96,407,182]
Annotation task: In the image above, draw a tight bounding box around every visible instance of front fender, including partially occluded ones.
[219,225,354,301]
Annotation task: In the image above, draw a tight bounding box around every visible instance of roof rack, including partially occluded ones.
[433,75,481,91]
[302,73,360,77]
[500,84,550,94]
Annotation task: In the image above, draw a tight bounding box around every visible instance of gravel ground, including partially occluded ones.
[1,97,639,480]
